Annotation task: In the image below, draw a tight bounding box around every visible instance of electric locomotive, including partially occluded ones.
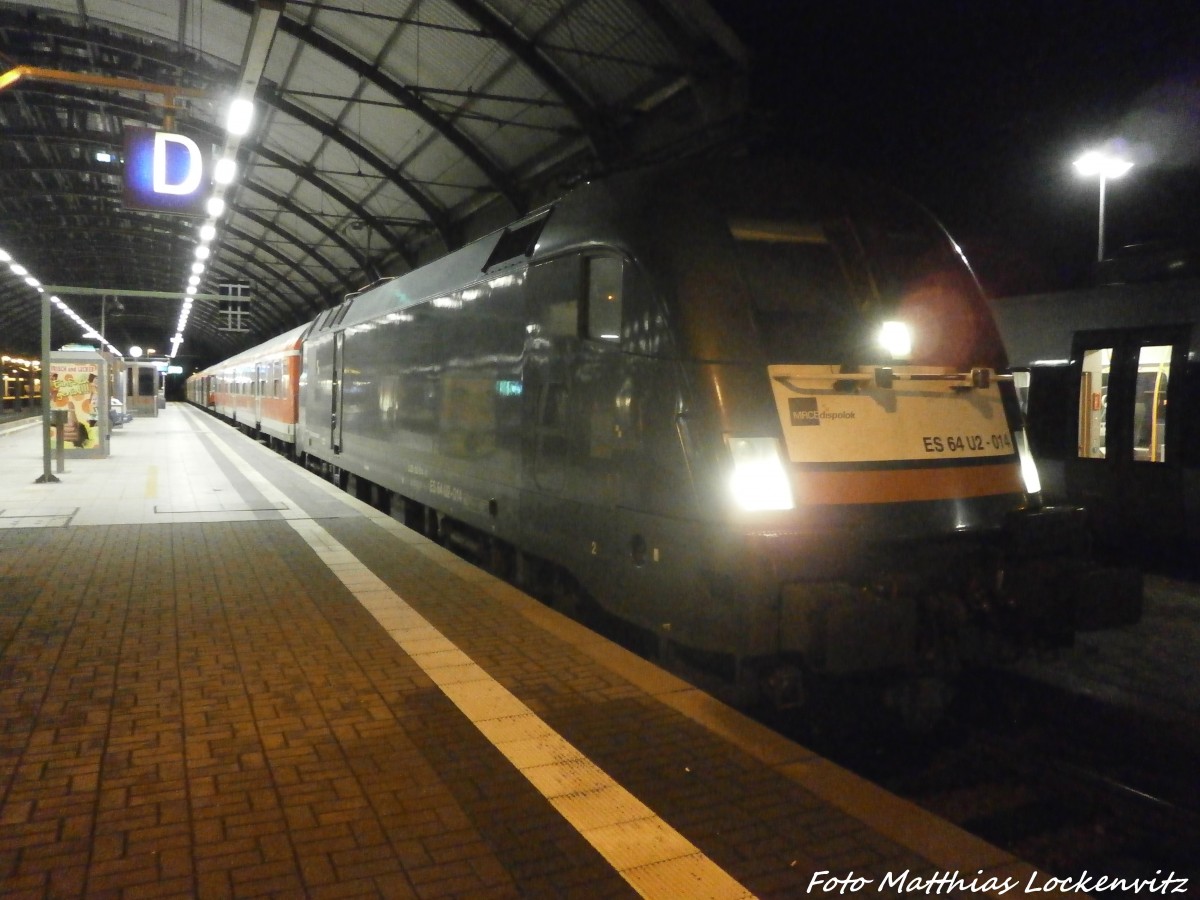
[192,156,1141,711]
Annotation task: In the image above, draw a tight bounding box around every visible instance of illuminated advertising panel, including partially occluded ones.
[122,125,211,216]
[48,350,110,458]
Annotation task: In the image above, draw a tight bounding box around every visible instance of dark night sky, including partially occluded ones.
[707,0,1200,296]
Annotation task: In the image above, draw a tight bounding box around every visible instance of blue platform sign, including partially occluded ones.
[122,126,210,216]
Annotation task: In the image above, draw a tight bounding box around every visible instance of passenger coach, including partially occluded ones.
[991,279,1200,569]
[190,322,309,452]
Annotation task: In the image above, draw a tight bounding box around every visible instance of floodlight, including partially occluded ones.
[226,98,255,136]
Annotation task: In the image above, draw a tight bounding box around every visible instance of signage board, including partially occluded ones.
[122,125,211,216]
[767,364,1016,464]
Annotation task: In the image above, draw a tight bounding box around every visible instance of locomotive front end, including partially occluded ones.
[655,161,1141,711]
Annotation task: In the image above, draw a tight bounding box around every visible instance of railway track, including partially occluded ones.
[386,489,1199,883]
[816,669,1200,884]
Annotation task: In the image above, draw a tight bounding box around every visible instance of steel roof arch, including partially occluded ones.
[0,0,747,370]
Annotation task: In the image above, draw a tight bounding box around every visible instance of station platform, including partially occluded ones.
[0,405,1058,897]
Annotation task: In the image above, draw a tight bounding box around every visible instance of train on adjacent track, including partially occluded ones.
[990,277,1200,571]
[188,155,1140,714]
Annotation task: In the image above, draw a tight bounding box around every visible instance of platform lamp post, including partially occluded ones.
[36,288,60,483]
[1073,149,1133,262]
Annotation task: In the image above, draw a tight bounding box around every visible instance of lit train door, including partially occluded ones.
[1068,326,1188,556]
[331,331,345,454]
[254,361,265,427]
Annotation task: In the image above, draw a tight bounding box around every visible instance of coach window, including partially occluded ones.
[1078,347,1111,458]
[1134,345,1170,463]
[586,256,622,342]
[1079,342,1173,463]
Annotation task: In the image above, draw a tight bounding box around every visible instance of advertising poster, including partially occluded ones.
[50,362,101,450]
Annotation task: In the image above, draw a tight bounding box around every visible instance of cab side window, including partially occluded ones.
[528,255,581,338]
[529,253,625,344]
[585,256,622,343]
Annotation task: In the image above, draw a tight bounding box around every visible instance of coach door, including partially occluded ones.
[1069,326,1188,556]
[254,361,266,427]
[331,331,345,454]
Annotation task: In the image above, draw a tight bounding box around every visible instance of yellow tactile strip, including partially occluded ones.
[289,517,755,900]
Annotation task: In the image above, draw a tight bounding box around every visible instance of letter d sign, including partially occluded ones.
[122,125,209,216]
[152,132,203,195]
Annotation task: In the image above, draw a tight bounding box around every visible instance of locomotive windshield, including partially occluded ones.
[728,221,857,317]
[728,202,1004,369]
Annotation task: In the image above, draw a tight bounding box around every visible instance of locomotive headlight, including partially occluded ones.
[727,437,794,511]
[1014,428,1042,496]
[877,320,912,359]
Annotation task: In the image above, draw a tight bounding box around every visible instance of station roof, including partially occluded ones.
[0,0,746,368]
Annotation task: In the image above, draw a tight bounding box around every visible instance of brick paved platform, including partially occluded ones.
[0,405,1050,898]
